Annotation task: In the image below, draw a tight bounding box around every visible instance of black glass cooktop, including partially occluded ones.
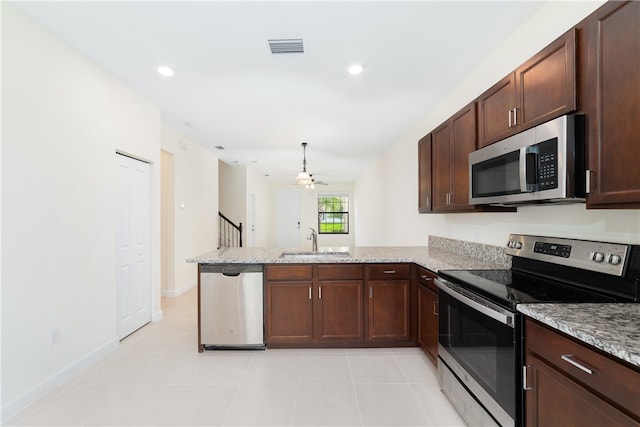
[438,269,623,311]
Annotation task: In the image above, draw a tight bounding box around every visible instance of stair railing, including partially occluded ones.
[218,212,243,248]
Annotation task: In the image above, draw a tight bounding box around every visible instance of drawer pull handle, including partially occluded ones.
[561,355,593,375]
[421,275,433,281]
[383,270,396,274]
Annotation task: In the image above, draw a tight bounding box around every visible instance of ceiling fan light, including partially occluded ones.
[296,171,311,181]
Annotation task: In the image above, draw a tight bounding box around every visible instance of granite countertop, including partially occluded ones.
[186,245,510,273]
[518,304,640,369]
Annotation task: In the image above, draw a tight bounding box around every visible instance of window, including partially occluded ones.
[318,193,349,234]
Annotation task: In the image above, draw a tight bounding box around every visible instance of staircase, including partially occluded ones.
[218,212,242,248]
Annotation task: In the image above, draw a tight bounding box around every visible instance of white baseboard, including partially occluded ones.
[161,280,196,298]
[1,338,119,424]
[152,309,163,322]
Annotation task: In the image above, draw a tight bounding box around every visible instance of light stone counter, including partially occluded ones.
[187,236,511,273]
[518,303,640,369]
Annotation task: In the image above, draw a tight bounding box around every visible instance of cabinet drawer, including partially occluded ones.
[265,264,313,281]
[317,264,363,280]
[526,319,640,418]
[368,264,410,280]
[416,266,437,292]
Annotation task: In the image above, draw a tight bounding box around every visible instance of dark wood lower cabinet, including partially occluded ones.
[265,281,313,344]
[417,267,438,365]
[525,319,640,426]
[265,264,364,346]
[526,353,639,427]
[366,264,411,342]
[265,263,420,347]
[315,280,363,342]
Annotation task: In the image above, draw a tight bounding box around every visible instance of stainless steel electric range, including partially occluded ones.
[436,234,640,427]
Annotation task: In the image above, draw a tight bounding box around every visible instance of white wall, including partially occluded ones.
[355,0,640,248]
[1,4,162,420]
[246,166,271,247]
[161,125,218,296]
[269,182,356,249]
[219,161,247,227]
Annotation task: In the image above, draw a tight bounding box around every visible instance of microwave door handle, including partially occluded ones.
[519,147,529,193]
[525,146,540,192]
[520,146,540,192]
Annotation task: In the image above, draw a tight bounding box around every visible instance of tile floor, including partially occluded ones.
[6,288,467,426]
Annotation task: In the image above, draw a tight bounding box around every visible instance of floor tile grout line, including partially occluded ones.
[345,351,365,427]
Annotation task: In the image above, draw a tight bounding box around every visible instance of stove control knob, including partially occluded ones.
[507,241,514,248]
[609,254,622,265]
[514,242,523,249]
[591,252,605,262]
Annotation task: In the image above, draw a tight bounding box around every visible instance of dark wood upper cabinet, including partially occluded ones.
[431,120,452,211]
[418,134,432,213]
[477,73,516,147]
[517,29,577,129]
[478,29,577,147]
[583,0,640,208]
[450,103,477,209]
[431,102,478,212]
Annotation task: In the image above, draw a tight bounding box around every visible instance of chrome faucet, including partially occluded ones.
[307,228,318,252]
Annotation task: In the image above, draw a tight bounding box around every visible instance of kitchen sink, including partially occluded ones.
[279,251,351,259]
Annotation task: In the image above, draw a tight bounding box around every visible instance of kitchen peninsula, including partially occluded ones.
[188,236,509,355]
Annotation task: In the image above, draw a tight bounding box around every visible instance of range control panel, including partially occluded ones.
[506,234,630,277]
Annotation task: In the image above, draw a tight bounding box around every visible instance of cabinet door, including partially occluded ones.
[585,0,640,207]
[418,134,432,213]
[517,28,577,130]
[431,121,451,211]
[525,353,640,427]
[449,102,477,210]
[477,73,516,147]
[417,284,437,365]
[315,280,363,342]
[367,280,410,342]
[265,282,313,343]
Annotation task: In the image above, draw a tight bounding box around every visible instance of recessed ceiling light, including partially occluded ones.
[348,64,364,75]
[157,66,174,77]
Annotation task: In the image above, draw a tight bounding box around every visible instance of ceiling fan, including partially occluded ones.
[295,143,328,189]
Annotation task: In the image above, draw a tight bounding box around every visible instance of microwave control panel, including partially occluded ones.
[535,138,558,190]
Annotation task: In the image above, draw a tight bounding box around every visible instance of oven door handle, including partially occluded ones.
[435,277,515,328]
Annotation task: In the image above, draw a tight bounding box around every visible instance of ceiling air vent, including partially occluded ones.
[268,38,304,54]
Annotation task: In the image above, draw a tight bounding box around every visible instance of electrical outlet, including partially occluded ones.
[50,328,61,346]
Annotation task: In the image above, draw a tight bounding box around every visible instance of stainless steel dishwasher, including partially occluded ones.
[199,264,265,350]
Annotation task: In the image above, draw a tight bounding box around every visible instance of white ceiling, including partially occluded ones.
[12,1,546,184]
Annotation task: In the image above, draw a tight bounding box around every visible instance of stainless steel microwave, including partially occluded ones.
[469,114,585,206]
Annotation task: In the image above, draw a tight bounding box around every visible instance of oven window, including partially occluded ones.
[439,290,517,419]
[472,150,521,197]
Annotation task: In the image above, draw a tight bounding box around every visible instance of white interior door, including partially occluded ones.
[117,154,151,339]
[276,190,300,248]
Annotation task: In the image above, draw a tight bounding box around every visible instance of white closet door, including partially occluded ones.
[116,154,151,339]
[276,189,300,248]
